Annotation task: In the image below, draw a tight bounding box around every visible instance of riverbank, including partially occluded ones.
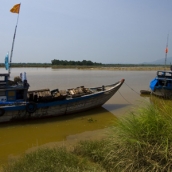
[0,128,109,172]
[78,66,168,71]
[3,102,172,172]
[53,65,169,71]
[0,65,169,71]
[25,128,108,154]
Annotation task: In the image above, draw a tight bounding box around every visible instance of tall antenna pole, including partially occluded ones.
[9,3,21,76]
[164,34,169,71]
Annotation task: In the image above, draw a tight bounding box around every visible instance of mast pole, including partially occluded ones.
[9,3,21,76]
[164,34,169,71]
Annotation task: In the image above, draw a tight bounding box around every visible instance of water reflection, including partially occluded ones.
[103,103,130,111]
[0,107,116,165]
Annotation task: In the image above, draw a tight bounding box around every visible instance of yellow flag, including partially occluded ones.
[10,4,21,14]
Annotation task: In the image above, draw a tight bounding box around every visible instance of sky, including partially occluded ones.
[0,0,172,64]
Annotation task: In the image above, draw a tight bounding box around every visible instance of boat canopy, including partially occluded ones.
[150,79,158,91]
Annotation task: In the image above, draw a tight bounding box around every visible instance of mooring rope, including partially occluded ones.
[124,82,140,95]
[118,90,133,104]
[118,81,150,105]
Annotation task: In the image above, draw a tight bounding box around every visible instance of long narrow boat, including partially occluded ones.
[0,73,125,123]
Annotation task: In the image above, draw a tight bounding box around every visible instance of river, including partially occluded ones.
[0,67,157,166]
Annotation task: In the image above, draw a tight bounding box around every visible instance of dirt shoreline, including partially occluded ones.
[24,128,109,154]
[0,66,169,71]
[77,66,168,71]
[5,128,109,169]
[52,66,169,71]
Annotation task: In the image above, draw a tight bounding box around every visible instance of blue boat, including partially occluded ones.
[149,34,172,99]
[150,70,172,98]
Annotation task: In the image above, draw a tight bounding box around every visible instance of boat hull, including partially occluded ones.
[150,71,172,99]
[151,88,172,99]
[0,79,124,123]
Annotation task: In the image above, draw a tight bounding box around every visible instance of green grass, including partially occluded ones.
[3,147,105,172]
[103,102,172,171]
[73,102,172,172]
[73,139,109,163]
[3,100,172,172]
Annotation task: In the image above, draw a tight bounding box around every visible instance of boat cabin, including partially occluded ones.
[0,73,29,103]
[150,71,172,91]
[156,71,172,79]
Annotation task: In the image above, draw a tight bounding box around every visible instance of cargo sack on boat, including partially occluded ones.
[14,76,22,83]
[71,86,86,96]
[68,89,80,98]
[58,90,67,99]
[83,88,92,94]
[28,89,52,102]
[50,89,67,100]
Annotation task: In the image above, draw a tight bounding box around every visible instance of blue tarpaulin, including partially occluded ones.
[150,79,158,91]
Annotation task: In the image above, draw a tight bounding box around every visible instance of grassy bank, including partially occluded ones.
[3,100,172,172]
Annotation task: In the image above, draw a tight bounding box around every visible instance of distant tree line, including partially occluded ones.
[51,59,102,66]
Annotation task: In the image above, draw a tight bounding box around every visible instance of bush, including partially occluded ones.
[103,102,172,171]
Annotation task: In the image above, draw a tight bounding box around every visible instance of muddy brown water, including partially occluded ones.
[0,68,159,166]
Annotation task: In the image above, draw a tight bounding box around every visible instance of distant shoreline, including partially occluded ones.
[51,66,170,71]
[76,66,168,71]
[51,65,170,71]
[0,65,170,71]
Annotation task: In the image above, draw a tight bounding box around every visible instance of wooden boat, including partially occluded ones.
[0,73,125,123]
[150,70,172,99]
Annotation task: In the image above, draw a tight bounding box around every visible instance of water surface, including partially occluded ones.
[0,68,156,165]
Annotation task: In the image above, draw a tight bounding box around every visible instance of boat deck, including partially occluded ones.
[27,85,109,103]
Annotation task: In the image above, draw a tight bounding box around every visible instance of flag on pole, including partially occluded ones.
[10,4,21,14]
[165,47,168,54]
[5,53,9,70]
